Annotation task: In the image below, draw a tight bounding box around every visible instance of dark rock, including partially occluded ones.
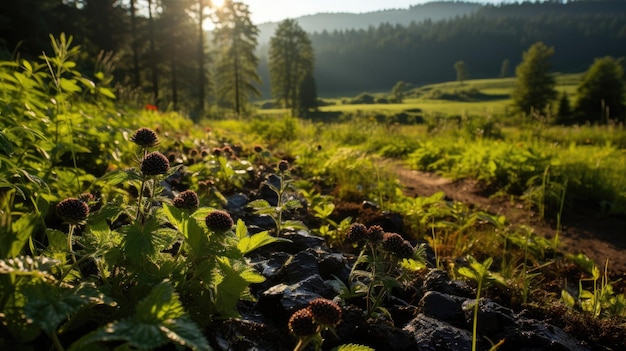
[225,193,249,214]
[333,305,414,351]
[462,298,516,334]
[260,274,333,317]
[419,291,467,325]
[309,249,351,282]
[422,269,474,298]
[281,251,319,284]
[271,230,327,254]
[211,318,289,351]
[503,318,591,351]
[403,313,473,351]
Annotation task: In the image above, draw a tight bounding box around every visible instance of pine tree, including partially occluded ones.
[511,42,557,116]
[212,0,260,115]
[269,19,316,116]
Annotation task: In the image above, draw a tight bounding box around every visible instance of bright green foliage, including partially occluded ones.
[269,19,317,116]
[212,0,261,115]
[574,56,625,124]
[512,41,557,116]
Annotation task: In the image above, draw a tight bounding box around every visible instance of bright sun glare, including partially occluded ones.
[212,0,225,8]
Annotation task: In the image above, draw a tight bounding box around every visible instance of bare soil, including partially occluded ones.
[390,163,626,277]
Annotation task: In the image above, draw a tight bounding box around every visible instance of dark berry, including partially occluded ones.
[173,190,199,211]
[288,308,317,337]
[205,210,234,232]
[131,127,159,148]
[307,298,342,327]
[253,145,263,153]
[346,223,368,243]
[141,151,170,176]
[56,198,89,225]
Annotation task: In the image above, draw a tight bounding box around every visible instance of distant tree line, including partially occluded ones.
[0,0,317,118]
[255,0,626,96]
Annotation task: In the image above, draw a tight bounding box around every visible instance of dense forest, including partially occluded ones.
[257,0,626,96]
[1,0,625,107]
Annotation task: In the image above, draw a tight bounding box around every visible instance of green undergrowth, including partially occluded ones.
[1,35,624,350]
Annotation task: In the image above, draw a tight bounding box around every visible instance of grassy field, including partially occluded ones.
[257,73,584,118]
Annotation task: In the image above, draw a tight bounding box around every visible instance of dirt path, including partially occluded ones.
[390,163,626,275]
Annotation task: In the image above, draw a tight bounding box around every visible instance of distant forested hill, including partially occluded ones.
[256,2,482,46]
[258,0,626,97]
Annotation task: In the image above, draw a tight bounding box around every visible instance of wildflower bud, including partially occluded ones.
[367,225,385,242]
[346,223,368,243]
[130,127,159,148]
[382,232,414,258]
[278,160,289,172]
[307,298,342,327]
[205,210,234,232]
[56,198,89,225]
[173,190,199,211]
[288,308,317,337]
[141,151,170,176]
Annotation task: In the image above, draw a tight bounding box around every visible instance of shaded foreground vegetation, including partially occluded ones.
[1,36,625,350]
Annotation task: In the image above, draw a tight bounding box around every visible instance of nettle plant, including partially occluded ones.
[0,127,285,350]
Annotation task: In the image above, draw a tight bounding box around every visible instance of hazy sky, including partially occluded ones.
[233,0,518,24]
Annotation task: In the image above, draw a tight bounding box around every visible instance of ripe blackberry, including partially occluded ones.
[205,210,234,232]
[382,232,414,258]
[345,223,368,243]
[307,298,342,327]
[173,190,199,211]
[288,308,317,337]
[130,127,159,148]
[56,198,89,225]
[141,151,170,176]
[367,225,385,242]
[278,160,289,172]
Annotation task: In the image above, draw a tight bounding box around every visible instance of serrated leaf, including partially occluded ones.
[214,257,264,318]
[24,282,114,334]
[121,219,160,263]
[281,220,307,231]
[160,317,212,351]
[73,282,210,351]
[0,255,59,278]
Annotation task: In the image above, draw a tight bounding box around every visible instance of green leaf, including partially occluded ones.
[72,282,210,351]
[1,213,40,259]
[59,77,81,93]
[121,219,160,263]
[0,131,14,156]
[0,255,59,279]
[561,289,576,307]
[248,199,271,209]
[24,282,114,334]
[236,220,290,255]
[214,257,264,318]
[457,267,477,281]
